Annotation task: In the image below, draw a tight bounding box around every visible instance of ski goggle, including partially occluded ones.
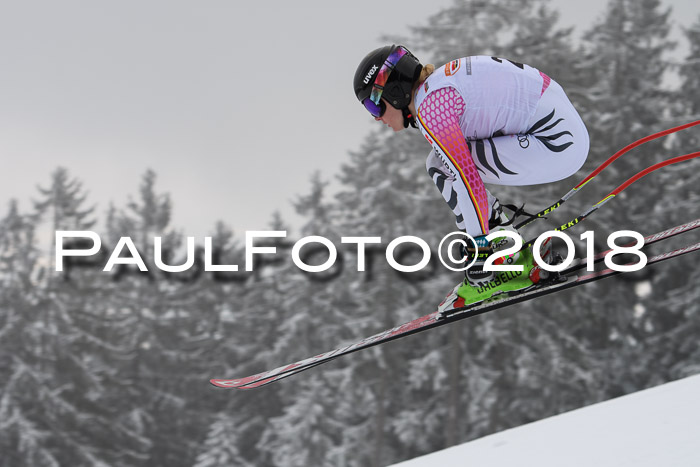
[362,46,409,118]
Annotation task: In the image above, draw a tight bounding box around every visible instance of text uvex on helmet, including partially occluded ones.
[353,45,422,128]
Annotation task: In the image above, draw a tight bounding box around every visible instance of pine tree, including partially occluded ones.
[0,198,152,466]
[0,200,54,466]
[570,0,688,402]
[211,211,297,466]
[33,167,96,231]
[331,129,447,464]
[575,0,675,238]
[99,169,220,465]
[33,167,97,280]
[106,169,176,271]
[672,12,700,205]
[253,175,356,465]
[193,414,246,467]
[631,11,700,390]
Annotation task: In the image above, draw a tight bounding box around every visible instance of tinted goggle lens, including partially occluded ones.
[363,98,386,118]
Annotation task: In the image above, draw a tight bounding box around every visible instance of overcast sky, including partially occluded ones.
[1,0,698,239]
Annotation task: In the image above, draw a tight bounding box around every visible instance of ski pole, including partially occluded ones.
[522,151,700,251]
[515,119,700,230]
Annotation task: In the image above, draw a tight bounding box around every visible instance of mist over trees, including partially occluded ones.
[1,0,699,465]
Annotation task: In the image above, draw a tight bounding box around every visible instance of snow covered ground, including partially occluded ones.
[390,374,700,467]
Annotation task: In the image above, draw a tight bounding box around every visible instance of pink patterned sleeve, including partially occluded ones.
[416,87,490,235]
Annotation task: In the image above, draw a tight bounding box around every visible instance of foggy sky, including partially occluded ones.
[1,0,698,239]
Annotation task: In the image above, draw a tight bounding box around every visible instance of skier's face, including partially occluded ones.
[375,99,404,132]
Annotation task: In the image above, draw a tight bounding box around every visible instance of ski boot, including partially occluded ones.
[437,235,554,318]
[437,200,557,318]
[457,235,542,303]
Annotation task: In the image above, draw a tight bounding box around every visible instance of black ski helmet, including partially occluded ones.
[353,45,422,127]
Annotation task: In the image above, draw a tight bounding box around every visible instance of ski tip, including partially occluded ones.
[210,379,241,389]
[210,378,273,390]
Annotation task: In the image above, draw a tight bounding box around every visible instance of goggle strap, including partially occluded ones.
[369,46,408,105]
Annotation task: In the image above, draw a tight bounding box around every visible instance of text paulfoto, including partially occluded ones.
[54,230,648,275]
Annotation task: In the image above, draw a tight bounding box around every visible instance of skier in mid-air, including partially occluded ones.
[212,48,698,388]
[353,45,590,309]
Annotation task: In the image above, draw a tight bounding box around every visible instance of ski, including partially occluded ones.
[211,219,700,390]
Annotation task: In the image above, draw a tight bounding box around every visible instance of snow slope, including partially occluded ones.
[390,374,700,467]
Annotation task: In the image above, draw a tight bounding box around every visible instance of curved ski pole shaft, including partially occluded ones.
[522,151,700,250]
[515,119,700,230]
